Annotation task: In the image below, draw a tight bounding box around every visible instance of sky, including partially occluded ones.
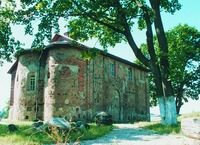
[0,0,200,114]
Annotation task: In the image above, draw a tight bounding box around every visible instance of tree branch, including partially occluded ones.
[68,0,126,35]
[87,15,125,35]
[114,0,149,67]
[135,0,157,63]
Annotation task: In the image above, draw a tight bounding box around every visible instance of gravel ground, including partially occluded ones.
[80,124,200,145]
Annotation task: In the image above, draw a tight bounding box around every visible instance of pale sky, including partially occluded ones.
[0,0,200,114]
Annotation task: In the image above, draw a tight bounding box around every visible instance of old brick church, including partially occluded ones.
[8,34,150,122]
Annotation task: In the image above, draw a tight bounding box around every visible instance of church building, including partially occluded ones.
[8,34,150,122]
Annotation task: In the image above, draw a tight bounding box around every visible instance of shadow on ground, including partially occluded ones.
[80,124,174,145]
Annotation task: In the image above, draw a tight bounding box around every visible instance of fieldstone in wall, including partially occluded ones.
[45,118,71,131]
[65,99,69,104]
[67,65,79,73]
[8,37,150,122]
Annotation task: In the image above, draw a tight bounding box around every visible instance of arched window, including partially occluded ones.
[110,62,115,77]
[28,73,36,91]
[29,75,35,91]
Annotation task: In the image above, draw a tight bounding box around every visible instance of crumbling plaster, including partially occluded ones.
[9,45,150,122]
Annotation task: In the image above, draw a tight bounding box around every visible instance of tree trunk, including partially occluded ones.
[149,0,177,125]
[176,94,182,115]
[176,82,184,115]
[124,0,178,125]
[158,96,166,124]
[158,96,177,125]
[165,96,177,125]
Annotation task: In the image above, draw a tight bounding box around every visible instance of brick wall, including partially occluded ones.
[10,46,149,122]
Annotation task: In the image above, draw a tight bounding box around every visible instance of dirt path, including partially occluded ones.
[80,124,200,145]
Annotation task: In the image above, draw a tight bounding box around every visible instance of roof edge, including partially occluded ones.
[45,42,149,72]
[7,60,18,74]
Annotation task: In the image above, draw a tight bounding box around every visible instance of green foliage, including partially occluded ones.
[0,101,10,119]
[3,101,10,118]
[1,0,183,125]
[72,124,115,140]
[160,0,182,14]
[140,122,181,135]
[0,109,6,118]
[0,0,182,53]
[40,125,78,144]
[0,2,22,63]
[80,48,101,61]
[0,124,48,145]
[137,24,200,113]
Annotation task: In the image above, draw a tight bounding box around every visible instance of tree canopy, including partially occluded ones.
[138,24,200,114]
[0,1,22,65]
[0,0,184,125]
[167,24,200,114]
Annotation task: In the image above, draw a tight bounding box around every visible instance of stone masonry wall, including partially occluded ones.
[10,46,149,122]
[44,48,88,121]
[12,52,41,120]
[43,47,149,122]
[90,55,149,122]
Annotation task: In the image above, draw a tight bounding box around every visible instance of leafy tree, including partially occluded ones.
[3,100,10,118]
[1,0,184,125]
[167,24,200,114]
[138,24,200,114]
[0,1,21,65]
[0,109,5,118]
[0,101,10,119]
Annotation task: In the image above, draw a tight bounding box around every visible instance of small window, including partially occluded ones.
[76,107,79,112]
[128,69,132,81]
[29,75,35,91]
[110,62,115,77]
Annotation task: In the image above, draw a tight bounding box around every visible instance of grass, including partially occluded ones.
[138,121,181,135]
[178,111,200,121]
[137,112,200,135]
[0,121,114,145]
[75,123,115,140]
[0,112,199,144]
[0,124,50,145]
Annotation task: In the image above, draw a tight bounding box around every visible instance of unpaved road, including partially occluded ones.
[80,124,200,145]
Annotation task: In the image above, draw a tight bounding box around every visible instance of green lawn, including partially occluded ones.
[0,122,114,145]
[138,112,200,135]
[0,112,199,144]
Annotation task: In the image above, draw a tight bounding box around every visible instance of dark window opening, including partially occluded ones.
[128,69,132,81]
[110,62,115,77]
[29,75,35,91]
